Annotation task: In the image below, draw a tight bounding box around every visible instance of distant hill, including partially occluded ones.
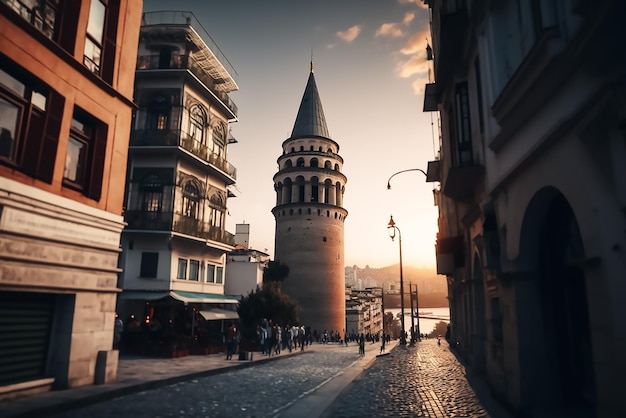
[345,264,448,308]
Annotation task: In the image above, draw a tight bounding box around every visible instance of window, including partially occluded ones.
[189,260,200,281]
[296,158,304,167]
[147,96,171,131]
[209,192,225,228]
[216,266,223,284]
[310,158,318,167]
[0,57,63,183]
[139,174,163,214]
[177,258,188,279]
[310,176,319,202]
[211,124,225,158]
[83,0,120,82]
[1,0,59,40]
[455,82,473,166]
[63,107,108,200]
[188,104,206,142]
[206,264,216,283]
[182,181,200,219]
[84,0,106,75]
[284,159,292,168]
[140,252,158,278]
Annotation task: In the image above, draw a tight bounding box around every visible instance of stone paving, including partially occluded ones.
[2,339,514,418]
[323,339,512,418]
[49,344,366,418]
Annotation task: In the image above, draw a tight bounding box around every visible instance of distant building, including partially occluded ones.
[117,11,239,356]
[0,0,142,394]
[345,288,383,338]
[425,1,626,417]
[272,62,348,333]
[225,224,270,297]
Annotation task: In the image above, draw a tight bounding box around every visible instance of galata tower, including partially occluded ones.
[272,63,348,334]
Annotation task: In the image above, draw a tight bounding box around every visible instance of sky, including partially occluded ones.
[143,0,439,269]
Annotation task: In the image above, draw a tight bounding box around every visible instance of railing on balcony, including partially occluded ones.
[124,210,235,246]
[172,213,235,245]
[130,129,237,180]
[136,54,238,117]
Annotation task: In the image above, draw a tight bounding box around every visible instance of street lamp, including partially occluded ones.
[387,215,406,345]
[386,168,427,189]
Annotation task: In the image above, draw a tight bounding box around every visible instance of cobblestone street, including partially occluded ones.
[45,340,511,418]
[324,339,512,418]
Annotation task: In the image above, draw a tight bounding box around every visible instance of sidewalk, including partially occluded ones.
[0,340,396,418]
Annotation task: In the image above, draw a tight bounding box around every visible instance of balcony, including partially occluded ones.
[442,165,484,201]
[130,129,237,180]
[136,54,238,118]
[124,210,235,246]
[436,236,464,276]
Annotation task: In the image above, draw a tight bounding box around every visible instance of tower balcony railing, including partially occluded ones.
[124,210,235,246]
[130,129,237,180]
[136,53,238,117]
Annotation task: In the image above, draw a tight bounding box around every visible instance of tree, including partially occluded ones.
[428,321,449,338]
[237,281,300,346]
[263,260,289,283]
[383,311,401,339]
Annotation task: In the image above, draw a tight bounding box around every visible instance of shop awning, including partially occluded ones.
[117,291,169,301]
[169,291,239,304]
[199,308,239,320]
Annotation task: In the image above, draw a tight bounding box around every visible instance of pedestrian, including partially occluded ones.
[380,335,386,354]
[225,322,237,360]
[358,333,365,356]
[113,314,123,349]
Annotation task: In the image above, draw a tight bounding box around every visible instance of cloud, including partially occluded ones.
[403,12,415,25]
[336,25,362,43]
[397,50,430,94]
[375,23,404,38]
[399,0,429,9]
[400,24,431,55]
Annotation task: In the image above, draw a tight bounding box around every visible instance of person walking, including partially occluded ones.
[358,333,365,356]
[225,322,237,360]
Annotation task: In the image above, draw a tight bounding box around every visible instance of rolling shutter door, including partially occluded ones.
[0,292,54,386]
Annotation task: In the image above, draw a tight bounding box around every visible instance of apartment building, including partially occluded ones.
[0,0,142,395]
[117,11,239,357]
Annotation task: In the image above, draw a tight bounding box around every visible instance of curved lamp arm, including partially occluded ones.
[387,168,427,189]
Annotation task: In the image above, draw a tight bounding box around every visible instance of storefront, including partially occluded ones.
[116,291,239,357]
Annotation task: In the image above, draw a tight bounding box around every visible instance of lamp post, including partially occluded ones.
[387,168,427,189]
[387,215,406,345]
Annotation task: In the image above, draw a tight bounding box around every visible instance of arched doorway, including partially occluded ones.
[518,187,595,415]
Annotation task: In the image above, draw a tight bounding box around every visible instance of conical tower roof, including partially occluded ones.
[290,62,330,139]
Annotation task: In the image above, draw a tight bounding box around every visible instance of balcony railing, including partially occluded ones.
[130,129,237,180]
[124,210,235,246]
[136,54,238,117]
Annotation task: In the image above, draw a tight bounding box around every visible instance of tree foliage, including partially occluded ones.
[383,311,401,338]
[237,281,300,342]
[263,260,290,283]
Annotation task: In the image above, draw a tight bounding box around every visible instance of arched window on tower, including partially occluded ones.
[296,157,305,167]
[324,160,332,169]
[311,176,319,202]
[310,158,318,167]
[296,176,305,202]
[284,159,292,168]
[324,179,332,204]
[284,178,292,204]
[334,163,339,171]
[300,145,304,151]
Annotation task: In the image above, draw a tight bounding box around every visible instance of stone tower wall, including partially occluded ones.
[273,203,347,333]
